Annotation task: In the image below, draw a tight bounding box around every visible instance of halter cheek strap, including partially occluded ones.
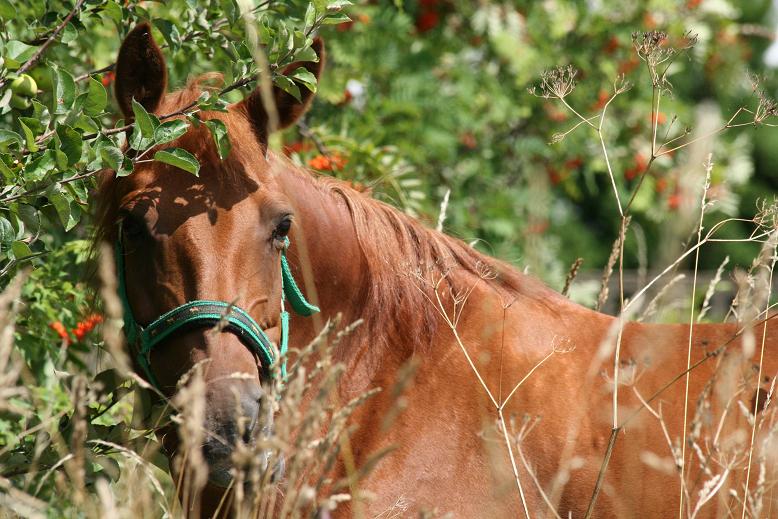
[115,235,319,389]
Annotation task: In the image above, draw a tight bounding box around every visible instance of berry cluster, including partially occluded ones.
[49,321,69,344]
[308,153,347,171]
[49,314,103,345]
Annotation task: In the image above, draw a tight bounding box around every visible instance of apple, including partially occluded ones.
[10,74,37,97]
[9,93,31,110]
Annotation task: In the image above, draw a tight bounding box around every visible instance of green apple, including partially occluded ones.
[9,93,31,110]
[10,74,37,97]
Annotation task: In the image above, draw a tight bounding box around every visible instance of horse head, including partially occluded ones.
[99,23,324,492]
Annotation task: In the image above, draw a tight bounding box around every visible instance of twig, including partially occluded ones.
[297,117,329,156]
[73,63,114,83]
[0,169,100,205]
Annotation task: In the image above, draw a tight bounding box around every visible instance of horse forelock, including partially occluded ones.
[94,75,258,244]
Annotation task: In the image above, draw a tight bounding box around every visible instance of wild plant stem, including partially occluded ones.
[499,407,532,519]
[679,156,711,518]
[584,427,619,519]
[741,231,778,519]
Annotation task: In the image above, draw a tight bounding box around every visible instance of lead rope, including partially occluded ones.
[280,240,290,381]
[279,237,319,380]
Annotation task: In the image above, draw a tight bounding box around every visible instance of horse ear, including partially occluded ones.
[238,38,325,145]
[114,22,167,120]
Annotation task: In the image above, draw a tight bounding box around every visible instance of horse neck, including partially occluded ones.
[273,159,380,374]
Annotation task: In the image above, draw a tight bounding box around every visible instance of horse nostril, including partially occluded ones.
[238,384,263,443]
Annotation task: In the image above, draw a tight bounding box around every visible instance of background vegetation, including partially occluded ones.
[0,0,776,516]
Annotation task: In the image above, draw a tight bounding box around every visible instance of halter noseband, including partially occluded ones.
[115,235,319,389]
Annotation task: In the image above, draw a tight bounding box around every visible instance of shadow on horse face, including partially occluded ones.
[99,22,325,496]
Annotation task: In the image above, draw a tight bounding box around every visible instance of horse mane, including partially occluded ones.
[278,158,567,354]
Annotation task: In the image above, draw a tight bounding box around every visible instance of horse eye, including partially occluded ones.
[273,218,292,240]
[121,214,146,240]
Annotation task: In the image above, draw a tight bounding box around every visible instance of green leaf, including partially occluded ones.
[3,41,37,69]
[293,45,319,63]
[18,116,43,135]
[131,99,158,139]
[219,0,239,25]
[24,150,56,182]
[153,120,188,144]
[273,75,301,102]
[10,241,32,260]
[100,146,123,170]
[19,120,37,152]
[56,125,82,166]
[54,150,68,171]
[153,19,181,50]
[204,120,231,160]
[0,0,14,19]
[0,157,14,180]
[0,129,22,151]
[61,23,78,45]
[128,131,152,151]
[0,89,12,110]
[30,101,51,128]
[154,148,200,176]
[5,208,22,240]
[257,22,273,46]
[48,188,78,231]
[327,0,352,9]
[0,216,13,244]
[15,204,38,236]
[53,67,76,114]
[304,3,316,31]
[312,0,326,12]
[84,78,107,116]
[102,1,122,26]
[74,114,99,134]
[196,91,228,113]
[321,14,351,25]
[288,67,318,92]
[116,156,134,177]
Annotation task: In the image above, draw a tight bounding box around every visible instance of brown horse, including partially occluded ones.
[98,24,778,518]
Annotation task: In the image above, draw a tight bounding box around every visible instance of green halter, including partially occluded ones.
[115,235,319,389]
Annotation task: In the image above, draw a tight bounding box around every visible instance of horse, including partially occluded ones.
[97,23,778,518]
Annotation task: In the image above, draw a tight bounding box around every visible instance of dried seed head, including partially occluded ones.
[528,65,578,100]
[632,30,698,91]
[754,198,778,231]
[748,73,778,125]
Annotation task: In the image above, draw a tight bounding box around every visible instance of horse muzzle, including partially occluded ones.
[201,379,284,489]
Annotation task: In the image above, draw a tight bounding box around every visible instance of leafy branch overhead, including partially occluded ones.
[0,0,351,281]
